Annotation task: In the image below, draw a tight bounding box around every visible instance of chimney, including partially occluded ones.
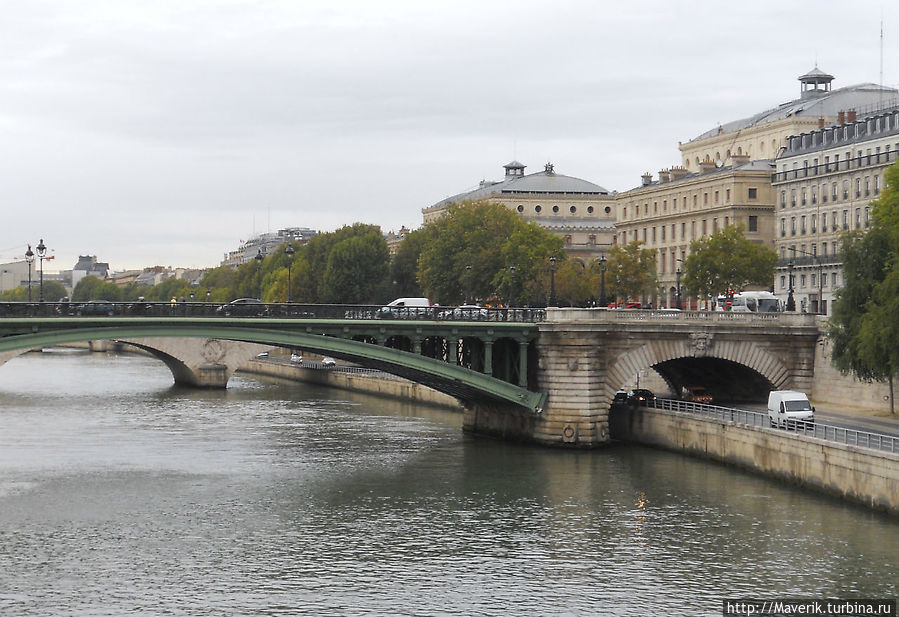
[838,110,845,124]
[698,157,717,174]
[658,169,670,183]
[818,117,826,129]
[669,166,689,180]
[641,172,653,187]
[848,109,857,123]
[730,153,751,166]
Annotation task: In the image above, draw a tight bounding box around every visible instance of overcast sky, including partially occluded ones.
[2,0,897,271]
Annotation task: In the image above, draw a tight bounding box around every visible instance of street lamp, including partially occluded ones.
[508,265,516,308]
[465,264,472,304]
[254,249,264,299]
[599,254,607,307]
[36,238,47,303]
[676,267,682,311]
[788,246,824,315]
[285,243,295,303]
[24,244,34,303]
[549,256,557,307]
[786,260,796,312]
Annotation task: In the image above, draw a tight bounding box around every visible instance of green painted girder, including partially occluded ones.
[0,317,546,414]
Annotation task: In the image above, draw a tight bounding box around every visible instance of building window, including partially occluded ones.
[780,275,786,290]
[874,175,881,194]
[565,235,572,245]
[822,242,827,256]
[703,193,708,205]
[855,208,861,229]
[712,218,718,232]
[517,205,524,212]
[780,218,786,237]
[800,216,806,234]
[714,191,719,204]
[570,206,577,214]
[535,205,542,213]
[588,235,596,246]
[552,205,559,213]
[781,191,786,208]
[622,207,626,218]
[801,188,806,206]
[800,274,807,288]
[865,178,870,196]
[702,219,707,235]
[587,206,594,213]
[811,187,817,204]
[748,216,758,232]
[748,187,758,199]
[790,217,796,235]
[811,214,816,234]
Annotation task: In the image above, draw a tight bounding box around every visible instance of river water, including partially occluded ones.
[0,349,896,616]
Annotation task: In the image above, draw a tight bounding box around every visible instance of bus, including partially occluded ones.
[727,291,781,313]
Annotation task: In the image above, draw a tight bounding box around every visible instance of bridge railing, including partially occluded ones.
[0,301,546,323]
[551,307,818,325]
[651,398,898,454]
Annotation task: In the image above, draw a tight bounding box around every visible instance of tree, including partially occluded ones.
[72,276,122,302]
[321,234,391,303]
[606,241,657,304]
[681,225,776,300]
[417,201,564,305]
[828,159,899,414]
[0,281,67,302]
[390,228,426,299]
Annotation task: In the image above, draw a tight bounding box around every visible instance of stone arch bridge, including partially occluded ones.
[0,308,822,447]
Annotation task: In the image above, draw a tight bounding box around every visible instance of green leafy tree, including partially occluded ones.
[417,201,563,305]
[606,241,657,304]
[303,224,386,302]
[391,228,426,298]
[682,225,776,299]
[321,234,391,303]
[72,276,122,302]
[0,281,67,302]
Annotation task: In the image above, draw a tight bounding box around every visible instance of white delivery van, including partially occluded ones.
[377,297,433,319]
[767,390,815,428]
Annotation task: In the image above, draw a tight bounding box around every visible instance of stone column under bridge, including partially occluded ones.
[466,308,821,448]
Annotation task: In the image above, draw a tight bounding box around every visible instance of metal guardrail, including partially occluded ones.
[0,302,546,323]
[650,398,898,454]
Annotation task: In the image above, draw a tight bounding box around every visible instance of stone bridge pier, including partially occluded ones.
[120,338,272,387]
[466,309,821,448]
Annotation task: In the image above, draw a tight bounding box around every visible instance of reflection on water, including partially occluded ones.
[0,350,896,616]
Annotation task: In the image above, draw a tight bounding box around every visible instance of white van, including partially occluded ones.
[767,390,815,428]
[377,297,434,319]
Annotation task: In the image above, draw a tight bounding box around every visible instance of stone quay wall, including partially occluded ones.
[611,405,899,514]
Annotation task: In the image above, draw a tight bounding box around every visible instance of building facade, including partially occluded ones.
[423,161,617,263]
[771,104,899,314]
[614,158,776,308]
[221,227,318,267]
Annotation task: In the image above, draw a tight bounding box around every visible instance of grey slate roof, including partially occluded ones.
[688,82,898,142]
[427,166,609,210]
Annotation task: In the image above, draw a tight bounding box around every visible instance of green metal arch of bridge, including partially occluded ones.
[0,319,547,415]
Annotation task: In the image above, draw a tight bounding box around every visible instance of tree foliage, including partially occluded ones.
[416,201,564,305]
[682,225,776,299]
[606,241,657,303]
[0,281,67,302]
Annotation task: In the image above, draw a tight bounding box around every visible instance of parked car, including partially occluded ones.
[74,300,117,316]
[627,388,656,407]
[681,385,713,404]
[216,298,268,317]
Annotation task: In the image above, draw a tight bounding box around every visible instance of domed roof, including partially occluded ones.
[427,161,609,210]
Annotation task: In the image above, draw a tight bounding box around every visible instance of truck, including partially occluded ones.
[767,390,815,428]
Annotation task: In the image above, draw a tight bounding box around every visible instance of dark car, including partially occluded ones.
[74,300,117,316]
[627,388,656,407]
[612,389,629,406]
[216,298,268,317]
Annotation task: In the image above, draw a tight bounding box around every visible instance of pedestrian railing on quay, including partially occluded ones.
[0,301,546,323]
[650,398,898,454]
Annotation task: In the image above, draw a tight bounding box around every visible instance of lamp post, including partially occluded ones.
[676,267,682,311]
[36,238,47,303]
[465,264,472,304]
[254,249,264,299]
[786,260,796,312]
[24,244,34,303]
[549,256,557,307]
[788,246,824,315]
[508,265,516,308]
[599,255,607,307]
[285,243,295,303]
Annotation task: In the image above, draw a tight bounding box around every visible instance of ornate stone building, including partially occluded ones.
[422,161,616,263]
[614,158,776,308]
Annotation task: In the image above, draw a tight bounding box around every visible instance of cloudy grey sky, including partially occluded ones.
[2,0,897,271]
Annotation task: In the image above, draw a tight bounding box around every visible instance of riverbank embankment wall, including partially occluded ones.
[611,405,899,514]
[239,359,464,410]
